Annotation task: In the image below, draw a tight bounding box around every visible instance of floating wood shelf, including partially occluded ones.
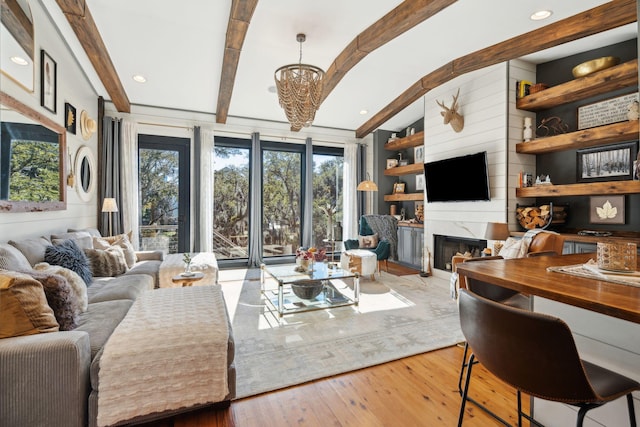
[384,163,423,176]
[515,121,639,154]
[384,131,424,151]
[516,60,638,111]
[516,181,640,198]
[384,192,424,202]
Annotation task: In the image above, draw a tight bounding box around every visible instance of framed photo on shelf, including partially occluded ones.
[416,174,425,191]
[576,141,637,183]
[386,158,398,169]
[393,182,405,194]
[40,50,57,113]
[589,195,625,224]
[414,145,424,164]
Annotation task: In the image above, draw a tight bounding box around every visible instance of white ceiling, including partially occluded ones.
[44,0,637,133]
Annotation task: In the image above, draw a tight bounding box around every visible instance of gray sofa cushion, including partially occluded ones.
[0,243,32,271]
[8,237,51,266]
[87,274,153,304]
[124,260,162,288]
[75,300,132,359]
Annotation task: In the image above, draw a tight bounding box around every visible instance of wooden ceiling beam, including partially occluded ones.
[1,0,34,58]
[356,0,637,138]
[216,0,258,124]
[321,0,456,104]
[55,0,130,113]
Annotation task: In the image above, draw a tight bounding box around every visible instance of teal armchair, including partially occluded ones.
[343,216,393,270]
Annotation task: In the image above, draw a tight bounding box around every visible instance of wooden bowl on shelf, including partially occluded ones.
[572,56,620,78]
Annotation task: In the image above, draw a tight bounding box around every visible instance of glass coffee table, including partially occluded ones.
[260,262,359,317]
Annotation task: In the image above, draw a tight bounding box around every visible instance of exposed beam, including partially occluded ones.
[216,0,258,124]
[1,0,34,58]
[356,0,637,138]
[321,0,456,104]
[55,0,130,113]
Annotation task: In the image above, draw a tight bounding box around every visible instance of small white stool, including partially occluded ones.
[340,249,377,280]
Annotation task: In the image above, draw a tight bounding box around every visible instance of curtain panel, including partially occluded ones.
[101,117,123,237]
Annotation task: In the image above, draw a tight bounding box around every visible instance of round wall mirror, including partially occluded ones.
[74,146,96,201]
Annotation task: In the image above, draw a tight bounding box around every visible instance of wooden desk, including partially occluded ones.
[455,253,640,324]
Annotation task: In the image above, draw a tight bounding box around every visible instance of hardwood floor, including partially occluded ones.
[143,345,528,427]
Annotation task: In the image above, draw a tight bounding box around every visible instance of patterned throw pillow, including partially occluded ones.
[34,263,88,312]
[44,239,93,286]
[93,233,136,268]
[84,246,127,277]
[358,233,379,249]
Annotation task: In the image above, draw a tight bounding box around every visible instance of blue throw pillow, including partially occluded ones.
[45,239,92,286]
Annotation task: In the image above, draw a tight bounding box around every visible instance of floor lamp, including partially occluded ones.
[102,198,118,237]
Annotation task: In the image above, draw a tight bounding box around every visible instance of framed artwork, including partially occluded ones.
[590,195,625,224]
[416,174,425,191]
[40,50,57,113]
[577,141,637,183]
[386,158,398,169]
[393,182,405,194]
[65,103,76,134]
[414,145,424,164]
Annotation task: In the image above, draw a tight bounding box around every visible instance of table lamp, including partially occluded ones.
[102,198,118,237]
[485,222,510,255]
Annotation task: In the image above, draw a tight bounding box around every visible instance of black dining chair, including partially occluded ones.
[457,288,640,427]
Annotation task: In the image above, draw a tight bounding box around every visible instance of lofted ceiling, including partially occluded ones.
[42,0,637,136]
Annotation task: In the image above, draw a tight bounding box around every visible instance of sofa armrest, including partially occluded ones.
[373,240,390,260]
[0,331,91,427]
[136,250,164,261]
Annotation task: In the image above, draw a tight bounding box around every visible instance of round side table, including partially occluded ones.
[171,271,205,287]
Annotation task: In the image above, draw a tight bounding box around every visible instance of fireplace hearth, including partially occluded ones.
[433,234,487,271]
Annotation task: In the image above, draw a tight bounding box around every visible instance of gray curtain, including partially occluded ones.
[301,137,313,248]
[357,144,366,220]
[247,132,262,267]
[101,116,123,236]
[193,126,202,251]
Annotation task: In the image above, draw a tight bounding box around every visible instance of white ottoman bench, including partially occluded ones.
[340,249,377,280]
[159,252,219,288]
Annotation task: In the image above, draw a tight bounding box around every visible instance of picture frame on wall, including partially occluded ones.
[414,145,424,164]
[40,50,57,113]
[65,103,76,134]
[589,195,625,225]
[576,141,637,183]
[416,174,425,191]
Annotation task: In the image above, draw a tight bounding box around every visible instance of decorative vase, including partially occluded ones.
[334,221,343,241]
[523,117,533,142]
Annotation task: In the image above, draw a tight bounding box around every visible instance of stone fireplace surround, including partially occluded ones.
[433,234,487,271]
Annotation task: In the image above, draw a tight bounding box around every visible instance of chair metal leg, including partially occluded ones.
[628,394,637,427]
[457,354,475,427]
[576,406,588,427]
[457,342,470,395]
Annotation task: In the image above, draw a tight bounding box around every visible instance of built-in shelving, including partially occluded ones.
[515,120,639,154]
[516,58,640,199]
[516,180,640,198]
[516,60,638,111]
[384,193,424,202]
[384,131,424,151]
[383,131,424,203]
[384,163,423,176]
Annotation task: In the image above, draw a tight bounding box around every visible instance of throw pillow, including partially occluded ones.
[23,270,79,331]
[84,246,127,277]
[0,243,32,271]
[94,233,136,268]
[358,233,379,249]
[34,263,88,312]
[51,231,94,250]
[67,227,102,238]
[44,239,93,286]
[0,271,59,338]
[498,237,524,259]
[8,236,51,266]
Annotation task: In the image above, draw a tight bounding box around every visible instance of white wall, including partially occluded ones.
[0,1,100,241]
[423,63,510,279]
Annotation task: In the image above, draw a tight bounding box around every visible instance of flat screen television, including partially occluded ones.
[423,151,490,202]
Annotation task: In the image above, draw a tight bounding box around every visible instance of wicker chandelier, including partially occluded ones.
[274,33,325,131]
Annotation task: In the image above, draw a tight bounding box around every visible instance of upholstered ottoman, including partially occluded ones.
[340,249,377,280]
[158,252,219,288]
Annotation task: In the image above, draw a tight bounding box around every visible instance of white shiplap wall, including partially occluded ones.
[423,63,510,279]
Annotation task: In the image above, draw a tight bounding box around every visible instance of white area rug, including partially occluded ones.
[219,269,464,399]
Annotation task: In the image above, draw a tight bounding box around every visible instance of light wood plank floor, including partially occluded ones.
[142,345,529,427]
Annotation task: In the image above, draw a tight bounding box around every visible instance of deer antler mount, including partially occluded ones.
[436,88,464,133]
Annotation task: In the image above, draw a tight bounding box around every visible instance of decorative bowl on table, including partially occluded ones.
[291,281,324,300]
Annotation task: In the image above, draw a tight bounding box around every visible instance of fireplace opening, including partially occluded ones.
[433,234,487,271]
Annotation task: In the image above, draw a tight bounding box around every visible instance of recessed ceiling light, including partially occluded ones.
[132,74,147,83]
[530,10,552,21]
[359,109,368,115]
[10,56,28,66]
